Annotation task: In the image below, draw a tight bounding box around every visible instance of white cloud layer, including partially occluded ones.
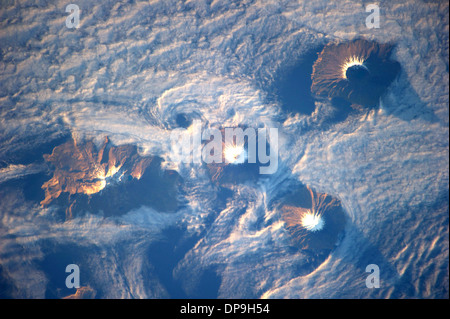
[0,0,448,298]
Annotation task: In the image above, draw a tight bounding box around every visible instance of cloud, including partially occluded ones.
[0,0,448,298]
[0,164,45,184]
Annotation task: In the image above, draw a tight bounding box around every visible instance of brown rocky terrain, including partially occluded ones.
[62,286,96,299]
[41,137,182,219]
[311,39,401,108]
[280,185,347,251]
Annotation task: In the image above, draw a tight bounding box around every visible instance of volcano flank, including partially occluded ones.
[311,39,401,108]
[279,185,347,252]
[41,137,182,219]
